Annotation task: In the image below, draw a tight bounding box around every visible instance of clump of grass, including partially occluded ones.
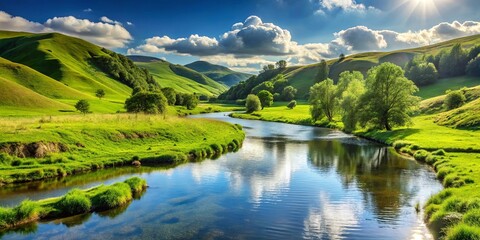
[414,149,430,161]
[393,140,412,149]
[55,189,91,216]
[446,224,480,240]
[124,177,147,193]
[463,210,480,227]
[0,200,42,229]
[92,183,132,210]
[433,149,447,156]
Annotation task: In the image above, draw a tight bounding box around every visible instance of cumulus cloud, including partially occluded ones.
[129,17,480,68]
[318,0,377,13]
[0,11,132,48]
[128,15,298,56]
[126,21,133,26]
[100,16,122,25]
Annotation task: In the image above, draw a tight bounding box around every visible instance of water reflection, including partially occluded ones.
[0,113,442,239]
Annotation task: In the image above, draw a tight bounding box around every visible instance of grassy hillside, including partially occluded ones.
[416,76,480,99]
[134,60,227,96]
[185,61,252,86]
[221,34,480,100]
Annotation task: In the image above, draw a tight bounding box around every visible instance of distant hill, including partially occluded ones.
[220,34,480,100]
[127,55,164,63]
[131,59,228,96]
[185,61,252,86]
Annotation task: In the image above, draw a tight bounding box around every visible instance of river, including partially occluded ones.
[0,112,443,239]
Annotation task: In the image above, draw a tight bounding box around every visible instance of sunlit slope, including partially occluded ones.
[0,31,131,101]
[134,60,227,96]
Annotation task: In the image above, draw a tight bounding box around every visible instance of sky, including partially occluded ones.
[0,0,479,73]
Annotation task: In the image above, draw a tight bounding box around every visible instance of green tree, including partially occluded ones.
[404,57,439,86]
[287,100,297,109]
[358,63,420,130]
[183,94,199,110]
[315,60,329,82]
[95,89,105,99]
[257,90,273,109]
[252,81,274,94]
[309,78,337,122]
[438,43,468,77]
[281,86,297,101]
[245,94,261,113]
[466,54,480,76]
[161,87,177,105]
[125,91,168,114]
[276,60,287,69]
[338,76,365,132]
[336,71,364,97]
[75,100,90,115]
[444,89,466,110]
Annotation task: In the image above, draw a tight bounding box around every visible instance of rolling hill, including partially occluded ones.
[129,56,228,96]
[220,34,480,100]
[185,61,252,86]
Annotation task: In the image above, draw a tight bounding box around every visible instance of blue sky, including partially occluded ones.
[0,0,479,72]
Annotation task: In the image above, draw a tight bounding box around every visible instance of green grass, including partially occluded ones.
[417,76,480,99]
[0,114,244,184]
[135,61,227,96]
[185,61,251,86]
[0,177,147,231]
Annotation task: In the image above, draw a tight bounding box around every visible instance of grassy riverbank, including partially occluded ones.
[0,114,244,184]
[230,101,480,239]
[0,177,146,232]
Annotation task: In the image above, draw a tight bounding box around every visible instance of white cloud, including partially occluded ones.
[0,11,132,48]
[100,16,122,25]
[126,21,133,26]
[83,8,92,12]
[318,0,377,13]
[0,11,47,32]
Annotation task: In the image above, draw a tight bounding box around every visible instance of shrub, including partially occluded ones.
[393,140,412,149]
[75,100,90,115]
[0,153,12,165]
[426,154,439,164]
[124,177,147,193]
[287,100,297,109]
[257,90,273,109]
[56,189,91,215]
[444,90,466,110]
[414,150,430,161]
[245,94,261,113]
[13,200,42,223]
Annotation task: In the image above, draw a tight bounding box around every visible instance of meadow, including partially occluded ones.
[0,113,244,184]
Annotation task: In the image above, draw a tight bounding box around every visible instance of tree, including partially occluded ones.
[358,63,420,130]
[315,60,329,82]
[75,100,90,115]
[438,43,468,77]
[309,78,337,122]
[245,94,261,113]
[444,89,466,110]
[276,60,287,69]
[175,92,185,105]
[339,53,345,62]
[183,94,199,110]
[336,71,364,97]
[95,89,105,99]
[161,87,177,105]
[404,58,439,86]
[257,90,273,109]
[466,54,480,76]
[281,86,297,101]
[338,75,365,132]
[252,81,274,94]
[287,100,297,109]
[125,91,168,114]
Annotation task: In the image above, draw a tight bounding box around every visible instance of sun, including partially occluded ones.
[399,0,448,22]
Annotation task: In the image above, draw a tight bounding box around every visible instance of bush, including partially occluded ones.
[433,149,447,156]
[0,153,12,165]
[245,94,261,113]
[444,90,466,110]
[125,91,168,114]
[393,140,412,149]
[257,90,273,109]
[56,189,91,215]
[287,100,297,109]
[414,150,430,161]
[75,100,90,115]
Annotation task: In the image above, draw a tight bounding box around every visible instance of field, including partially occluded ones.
[0,114,245,184]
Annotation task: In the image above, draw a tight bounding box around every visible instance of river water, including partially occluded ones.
[0,112,442,239]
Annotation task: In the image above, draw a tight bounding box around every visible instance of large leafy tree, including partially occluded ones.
[257,90,273,109]
[281,86,297,101]
[161,87,177,105]
[338,75,365,132]
[309,78,337,122]
[75,100,90,115]
[125,91,168,114]
[358,63,420,130]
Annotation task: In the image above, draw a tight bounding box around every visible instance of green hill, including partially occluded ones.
[185,61,252,86]
[0,30,168,114]
[132,59,228,96]
[220,34,480,100]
